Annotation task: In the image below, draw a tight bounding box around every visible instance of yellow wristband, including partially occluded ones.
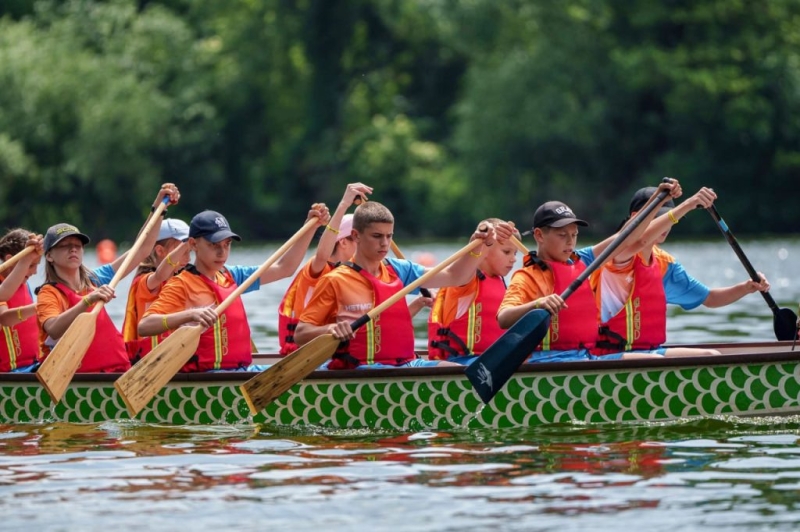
[166,254,177,268]
[469,250,482,258]
[17,308,23,321]
[325,224,340,234]
[162,316,170,331]
[82,296,92,307]
[667,210,679,225]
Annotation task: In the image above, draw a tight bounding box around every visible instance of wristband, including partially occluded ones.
[17,308,23,321]
[166,254,177,268]
[82,296,92,307]
[469,250,482,258]
[325,225,340,234]
[162,316,170,331]
[667,210,679,225]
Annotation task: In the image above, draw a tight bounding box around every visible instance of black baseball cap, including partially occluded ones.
[629,187,676,217]
[189,210,241,243]
[44,223,91,253]
[533,201,589,229]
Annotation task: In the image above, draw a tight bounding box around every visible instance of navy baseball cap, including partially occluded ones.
[533,201,589,229]
[44,223,91,253]
[629,187,676,217]
[189,211,241,243]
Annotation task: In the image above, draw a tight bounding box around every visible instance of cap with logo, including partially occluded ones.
[532,201,589,229]
[44,223,91,253]
[628,187,676,217]
[157,219,190,242]
[189,210,241,243]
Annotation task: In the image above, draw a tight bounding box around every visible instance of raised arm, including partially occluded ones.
[145,241,191,292]
[258,203,331,284]
[0,234,42,302]
[310,183,372,275]
[109,183,181,279]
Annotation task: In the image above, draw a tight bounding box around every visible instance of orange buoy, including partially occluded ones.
[413,252,437,267]
[96,239,117,264]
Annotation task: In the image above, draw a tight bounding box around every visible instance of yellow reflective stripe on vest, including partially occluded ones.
[624,299,635,351]
[466,303,477,352]
[541,327,552,351]
[2,326,17,370]
[213,320,223,369]
[365,321,375,365]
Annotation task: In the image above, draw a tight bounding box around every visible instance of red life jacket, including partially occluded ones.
[328,261,416,369]
[538,259,597,351]
[428,271,507,360]
[277,261,335,356]
[0,282,40,371]
[592,254,667,355]
[49,283,130,373]
[123,274,170,363]
[182,269,252,372]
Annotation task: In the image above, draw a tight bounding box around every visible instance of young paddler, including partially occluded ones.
[0,230,44,372]
[122,218,191,362]
[36,184,181,372]
[138,204,330,372]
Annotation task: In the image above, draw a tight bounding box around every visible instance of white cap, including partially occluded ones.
[157,219,190,242]
[337,214,354,242]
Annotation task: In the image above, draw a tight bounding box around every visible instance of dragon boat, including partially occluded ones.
[2,341,799,429]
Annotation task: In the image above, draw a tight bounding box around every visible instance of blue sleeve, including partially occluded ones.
[227,265,261,294]
[575,247,595,266]
[92,264,115,285]
[663,261,710,310]
[385,258,426,295]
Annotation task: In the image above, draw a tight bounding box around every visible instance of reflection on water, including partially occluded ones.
[3,419,800,530]
[7,238,800,530]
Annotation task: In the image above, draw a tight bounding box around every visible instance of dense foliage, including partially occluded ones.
[1,0,799,241]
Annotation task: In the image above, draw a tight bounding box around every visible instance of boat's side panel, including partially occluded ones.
[3,358,800,428]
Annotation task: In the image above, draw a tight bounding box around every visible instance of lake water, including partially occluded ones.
[3,238,800,531]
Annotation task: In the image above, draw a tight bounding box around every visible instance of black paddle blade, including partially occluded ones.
[465,309,551,404]
[774,307,798,341]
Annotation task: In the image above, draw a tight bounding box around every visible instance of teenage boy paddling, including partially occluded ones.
[295,201,513,369]
[138,205,329,372]
[497,181,680,363]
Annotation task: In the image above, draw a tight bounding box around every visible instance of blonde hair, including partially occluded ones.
[135,238,172,277]
[44,237,99,291]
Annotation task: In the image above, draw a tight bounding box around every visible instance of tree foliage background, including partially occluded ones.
[1,0,799,241]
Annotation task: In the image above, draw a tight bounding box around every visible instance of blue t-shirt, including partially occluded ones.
[575,247,595,266]
[663,261,710,310]
[91,264,260,294]
[385,257,426,295]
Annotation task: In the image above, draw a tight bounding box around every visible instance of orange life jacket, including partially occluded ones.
[427,271,506,360]
[328,261,416,369]
[0,282,40,371]
[44,283,130,373]
[277,260,335,356]
[592,254,667,355]
[122,274,171,363]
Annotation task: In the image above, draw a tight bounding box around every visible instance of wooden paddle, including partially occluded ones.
[389,240,433,298]
[240,238,484,414]
[0,246,35,274]
[36,197,170,403]
[707,205,797,341]
[114,218,319,416]
[466,180,673,404]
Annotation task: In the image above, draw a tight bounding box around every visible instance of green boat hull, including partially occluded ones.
[2,343,799,429]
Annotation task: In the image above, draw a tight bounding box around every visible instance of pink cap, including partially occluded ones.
[336,214,354,242]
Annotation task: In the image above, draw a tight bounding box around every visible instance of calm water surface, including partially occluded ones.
[4,238,800,531]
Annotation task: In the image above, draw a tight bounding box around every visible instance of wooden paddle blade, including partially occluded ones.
[774,307,798,341]
[465,309,551,404]
[114,326,202,416]
[241,334,340,415]
[36,313,98,403]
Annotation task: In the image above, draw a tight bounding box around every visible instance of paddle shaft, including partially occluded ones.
[0,246,35,274]
[706,205,781,314]
[559,184,672,301]
[351,239,483,330]
[389,240,432,298]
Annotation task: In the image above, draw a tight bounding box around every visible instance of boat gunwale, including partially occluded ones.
[3,341,798,384]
